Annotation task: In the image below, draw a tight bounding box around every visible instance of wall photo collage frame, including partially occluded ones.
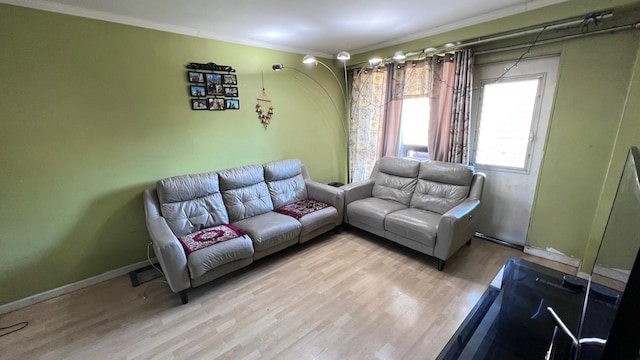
[187,62,239,111]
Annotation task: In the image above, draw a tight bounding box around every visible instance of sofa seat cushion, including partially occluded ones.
[186,235,254,279]
[384,208,441,248]
[276,199,329,219]
[234,211,301,252]
[347,198,407,231]
[297,206,339,236]
[178,224,246,255]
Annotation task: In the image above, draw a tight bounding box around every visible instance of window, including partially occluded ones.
[474,78,541,169]
[400,97,430,158]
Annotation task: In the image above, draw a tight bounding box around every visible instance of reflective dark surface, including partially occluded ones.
[437,257,620,360]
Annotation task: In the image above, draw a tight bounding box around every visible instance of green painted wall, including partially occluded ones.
[583,41,640,272]
[0,5,346,305]
[526,32,638,260]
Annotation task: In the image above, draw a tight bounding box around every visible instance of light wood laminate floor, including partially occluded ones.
[0,230,575,360]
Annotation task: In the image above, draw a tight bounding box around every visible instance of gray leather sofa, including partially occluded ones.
[343,157,485,271]
[143,159,344,303]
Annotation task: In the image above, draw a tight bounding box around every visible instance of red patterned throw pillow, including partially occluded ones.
[178,224,246,255]
[276,199,330,220]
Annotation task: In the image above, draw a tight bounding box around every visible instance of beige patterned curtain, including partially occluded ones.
[349,67,389,182]
[392,61,431,98]
[348,49,473,182]
[428,49,474,163]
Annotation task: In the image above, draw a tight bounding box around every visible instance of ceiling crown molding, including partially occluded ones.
[349,0,568,55]
[0,0,334,57]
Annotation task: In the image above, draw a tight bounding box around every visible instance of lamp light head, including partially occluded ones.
[272,63,284,71]
[336,51,351,61]
[393,51,406,62]
[424,47,437,54]
[302,55,317,64]
[369,58,382,67]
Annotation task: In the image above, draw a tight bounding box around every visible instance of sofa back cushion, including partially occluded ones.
[218,164,274,223]
[372,157,420,206]
[264,159,308,208]
[156,172,229,237]
[410,160,474,214]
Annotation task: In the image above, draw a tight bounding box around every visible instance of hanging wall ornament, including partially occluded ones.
[256,71,274,129]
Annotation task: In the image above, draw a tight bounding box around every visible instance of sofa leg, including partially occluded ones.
[438,260,445,271]
[343,223,350,231]
[334,225,343,234]
[467,238,472,246]
[179,290,189,304]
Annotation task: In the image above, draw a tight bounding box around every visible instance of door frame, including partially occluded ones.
[469,54,561,246]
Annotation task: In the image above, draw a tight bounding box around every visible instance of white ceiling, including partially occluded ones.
[4,0,568,57]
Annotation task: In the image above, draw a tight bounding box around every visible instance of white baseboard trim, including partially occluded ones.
[0,257,157,315]
[593,265,630,284]
[523,246,582,268]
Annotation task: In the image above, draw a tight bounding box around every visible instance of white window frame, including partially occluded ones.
[471,73,546,175]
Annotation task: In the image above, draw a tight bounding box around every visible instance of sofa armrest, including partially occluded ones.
[342,179,375,205]
[143,189,191,293]
[434,198,481,261]
[341,179,375,223]
[305,180,344,226]
[469,172,486,200]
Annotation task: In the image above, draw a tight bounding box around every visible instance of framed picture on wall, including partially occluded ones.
[206,73,223,95]
[208,98,225,111]
[225,99,240,110]
[188,71,205,83]
[224,87,238,97]
[189,85,206,97]
[191,99,208,110]
[223,74,237,85]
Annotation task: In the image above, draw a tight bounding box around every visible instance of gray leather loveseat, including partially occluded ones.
[143,159,344,303]
[343,157,485,271]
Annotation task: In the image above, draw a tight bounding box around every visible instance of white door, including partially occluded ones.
[470,56,559,246]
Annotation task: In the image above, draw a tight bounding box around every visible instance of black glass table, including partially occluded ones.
[437,257,619,360]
